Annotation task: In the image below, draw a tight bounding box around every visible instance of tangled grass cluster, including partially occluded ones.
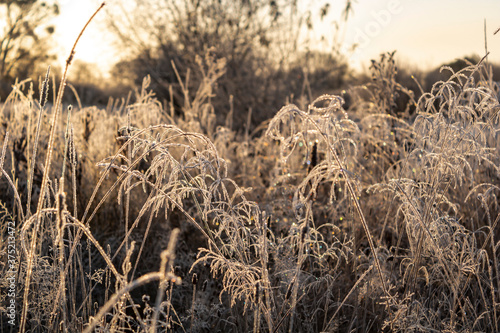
[0,48,499,332]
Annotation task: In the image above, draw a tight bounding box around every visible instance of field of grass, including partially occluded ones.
[1,31,500,333]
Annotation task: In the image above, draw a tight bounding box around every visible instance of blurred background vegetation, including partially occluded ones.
[1,0,499,126]
[0,0,59,97]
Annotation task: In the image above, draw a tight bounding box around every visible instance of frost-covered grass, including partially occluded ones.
[1,50,499,332]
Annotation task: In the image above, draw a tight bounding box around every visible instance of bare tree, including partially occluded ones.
[105,0,355,127]
[0,0,59,97]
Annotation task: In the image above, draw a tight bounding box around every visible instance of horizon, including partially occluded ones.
[51,0,500,76]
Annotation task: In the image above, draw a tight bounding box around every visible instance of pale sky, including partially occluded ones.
[337,0,500,71]
[50,0,114,74]
[51,0,500,75]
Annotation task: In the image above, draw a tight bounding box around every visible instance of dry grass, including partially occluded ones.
[1,17,500,333]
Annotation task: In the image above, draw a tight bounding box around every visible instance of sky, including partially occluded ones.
[51,0,500,75]
[49,0,114,74]
[335,0,500,71]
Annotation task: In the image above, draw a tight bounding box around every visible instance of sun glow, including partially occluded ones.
[50,0,116,77]
[50,0,500,76]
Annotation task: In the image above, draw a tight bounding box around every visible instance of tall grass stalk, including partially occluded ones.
[26,66,50,217]
[19,3,105,332]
